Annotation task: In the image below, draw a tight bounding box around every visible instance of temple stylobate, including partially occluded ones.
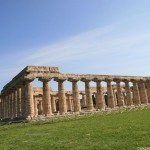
[0,66,150,120]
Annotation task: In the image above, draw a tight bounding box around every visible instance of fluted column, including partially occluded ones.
[132,80,141,105]
[124,80,133,106]
[106,79,115,108]
[0,98,1,118]
[17,87,21,117]
[1,97,3,119]
[58,80,67,114]
[38,101,43,115]
[34,99,38,117]
[21,84,26,118]
[81,78,93,111]
[13,90,17,118]
[71,80,81,113]
[139,80,148,104]
[3,97,5,118]
[51,95,56,113]
[146,80,150,103]
[115,80,124,107]
[25,79,34,119]
[94,79,105,110]
[42,79,52,116]
[80,93,86,107]
[5,96,8,118]
[66,94,73,111]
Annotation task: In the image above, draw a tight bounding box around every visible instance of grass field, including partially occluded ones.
[0,108,150,150]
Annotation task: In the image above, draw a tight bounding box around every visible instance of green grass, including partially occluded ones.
[0,109,150,150]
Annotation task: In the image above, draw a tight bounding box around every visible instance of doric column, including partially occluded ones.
[0,98,1,118]
[93,79,105,110]
[9,93,13,118]
[66,93,73,111]
[5,95,8,118]
[25,79,34,119]
[138,79,148,104]
[68,78,81,113]
[132,80,141,106]
[114,79,124,107]
[146,80,150,103]
[0,97,3,119]
[17,87,21,117]
[40,78,52,116]
[21,84,26,118]
[106,79,115,108]
[81,78,93,111]
[124,79,133,106]
[2,97,5,119]
[54,77,67,115]
[13,90,17,118]
[81,93,86,107]
[34,99,38,117]
[51,95,56,113]
[38,101,43,115]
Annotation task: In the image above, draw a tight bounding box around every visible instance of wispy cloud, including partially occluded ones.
[1,13,150,90]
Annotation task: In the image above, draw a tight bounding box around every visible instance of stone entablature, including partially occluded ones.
[0,65,150,120]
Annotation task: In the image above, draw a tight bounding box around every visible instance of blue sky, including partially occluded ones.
[1,0,150,91]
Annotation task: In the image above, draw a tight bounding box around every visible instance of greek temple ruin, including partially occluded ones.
[0,66,150,120]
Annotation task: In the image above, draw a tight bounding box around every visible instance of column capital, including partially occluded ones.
[130,79,139,83]
[38,77,52,82]
[122,79,130,82]
[93,77,104,82]
[68,77,80,82]
[105,78,113,82]
[81,77,92,82]
[113,78,122,83]
[54,77,67,82]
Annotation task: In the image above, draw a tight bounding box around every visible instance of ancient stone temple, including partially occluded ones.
[0,66,150,120]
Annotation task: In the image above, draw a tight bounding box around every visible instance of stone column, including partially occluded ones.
[34,99,38,117]
[38,101,43,115]
[5,96,8,118]
[124,80,133,106]
[66,94,73,111]
[72,80,81,113]
[115,80,124,107]
[0,98,1,118]
[21,84,26,118]
[51,95,56,113]
[94,79,105,110]
[25,79,35,119]
[132,80,141,106]
[146,80,150,103]
[106,79,115,108]
[138,80,148,104]
[13,90,17,118]
[17,87,21,117]
[3,97,5,118]
[54,78,67,115]
[9,93,12,118]
[81,78,93,111]
[81,93,86,107]
[42,79,52,116]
